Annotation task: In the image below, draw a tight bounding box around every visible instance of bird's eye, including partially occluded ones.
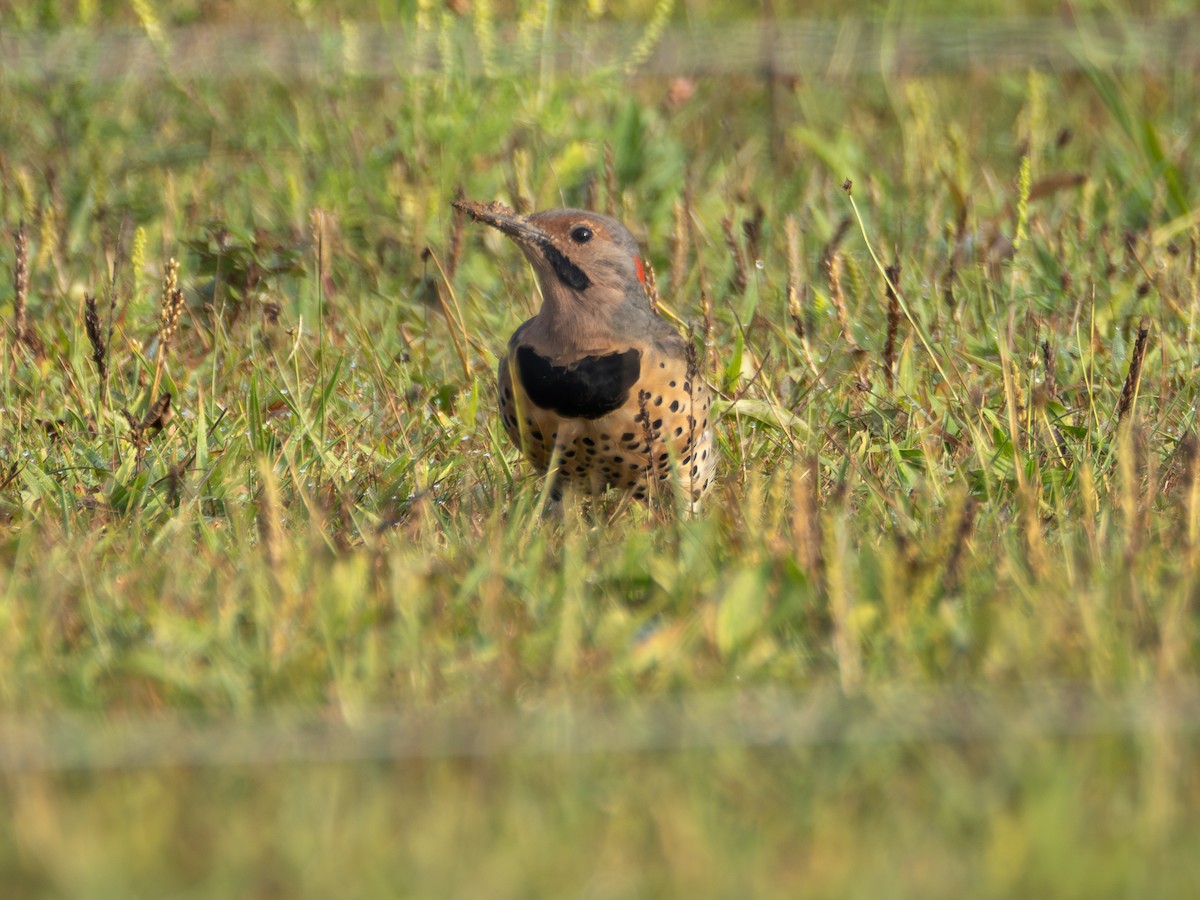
[569,225,593,244]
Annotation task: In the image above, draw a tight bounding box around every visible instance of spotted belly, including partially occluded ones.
[497,350,714,503]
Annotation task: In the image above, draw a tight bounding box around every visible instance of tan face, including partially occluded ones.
[523,209,647,298]
[453,200,647,304]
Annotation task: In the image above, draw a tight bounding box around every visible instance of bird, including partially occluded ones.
[453,198,715,507]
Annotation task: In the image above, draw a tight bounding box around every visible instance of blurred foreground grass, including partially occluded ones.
[1,1,1199,896]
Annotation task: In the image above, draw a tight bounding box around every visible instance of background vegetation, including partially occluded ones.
[1,0,1198,896]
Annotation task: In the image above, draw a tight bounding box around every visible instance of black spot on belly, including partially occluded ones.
[516,346,641,420]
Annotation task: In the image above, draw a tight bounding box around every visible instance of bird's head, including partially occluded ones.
[454,199,654,340]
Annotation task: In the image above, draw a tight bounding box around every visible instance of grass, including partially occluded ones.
[1,1,1199,896]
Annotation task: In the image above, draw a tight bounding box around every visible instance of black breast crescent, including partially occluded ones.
[516,346,641,419]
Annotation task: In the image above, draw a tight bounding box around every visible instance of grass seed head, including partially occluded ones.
[823,240,854,350]
[883,262,902,390]
[157,258,185,354]
[1115,321,1150,427]
[84,293,108,384]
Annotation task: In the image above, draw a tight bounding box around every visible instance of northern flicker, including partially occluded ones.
[453,199,715,507]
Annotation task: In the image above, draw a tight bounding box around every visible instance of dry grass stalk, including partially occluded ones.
[942,493,977,593]
[122,391,173,469]
[827,516,863,693]
[670,198,689,295]
[635,388,658,505]
[1019,479,1049,580]
[583,172,598,212]
[12,223,28,349]
[0,461,20,492]
[826,252,853,348]
[1183,434,1200,549]
[1041,339,1058,399]
[445,185,466,282]
[791,456,824,592]
[722,214,748,296]
[256,457,286,593]
[642,257,659,315]
[784,214,822,381]
[1116,423,1146,571]
[140,392,174,432]
[501,140,530,216]
[161,452,195,508]
[1115,321,1150,427]
[821,217,855,348]
[943,207,967,315]
[684,332,701,513]
[603,142,618,218]
[742,206,764,265]
[784,213,803,340]
[699,289,713,368]
[423,246,473,382]
[150,258,185,401]
[882,262,902,390]
[1040,339,1072,466]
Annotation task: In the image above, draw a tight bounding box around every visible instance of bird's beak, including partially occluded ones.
[452,199,549,248]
